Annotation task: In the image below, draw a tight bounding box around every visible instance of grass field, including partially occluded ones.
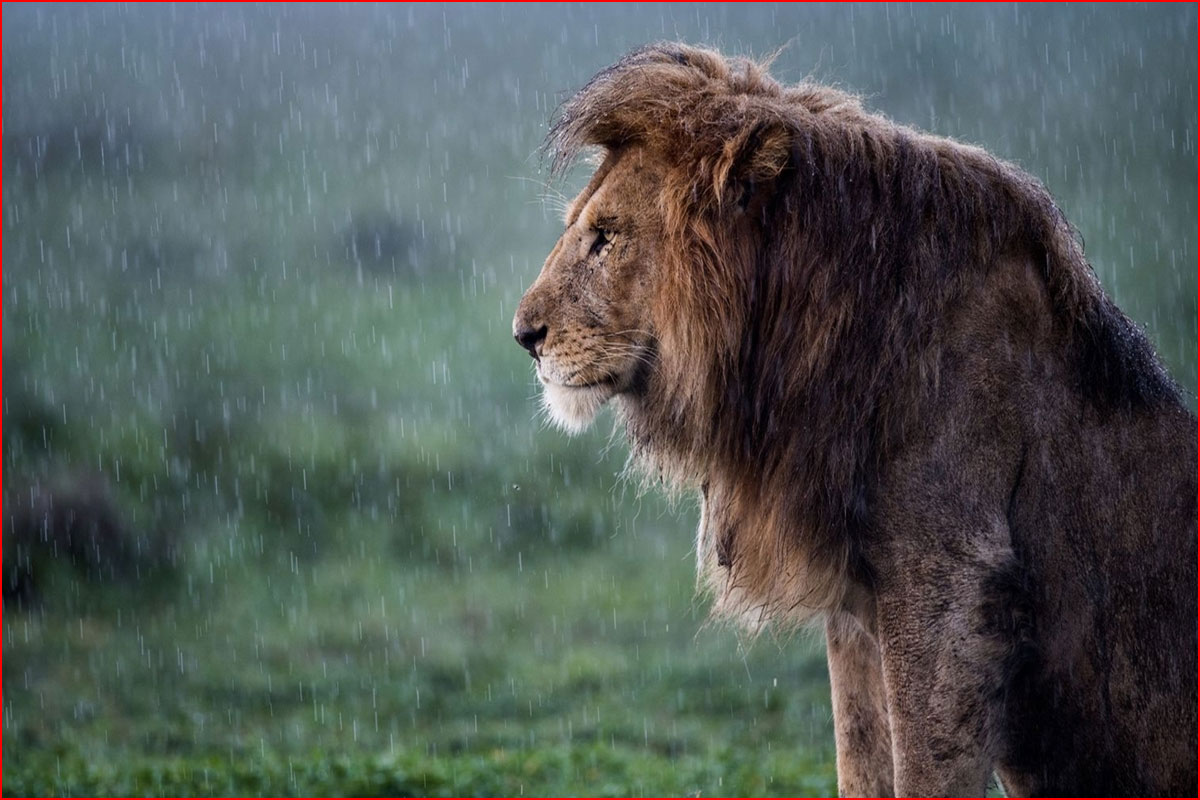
[3,420,838,796]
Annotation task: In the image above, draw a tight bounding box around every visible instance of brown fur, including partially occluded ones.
[514,43,1197,796]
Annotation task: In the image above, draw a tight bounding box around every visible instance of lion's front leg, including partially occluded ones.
[874,553,1008,797]
[826,615,895,797]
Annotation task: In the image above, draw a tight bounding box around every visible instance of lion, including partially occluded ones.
[512,43,1197,796]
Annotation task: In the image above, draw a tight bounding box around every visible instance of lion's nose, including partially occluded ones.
[514,324,548,360]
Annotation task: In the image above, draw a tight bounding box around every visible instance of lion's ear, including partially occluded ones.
[713,120,791,212]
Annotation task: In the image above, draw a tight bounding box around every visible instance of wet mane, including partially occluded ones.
[545,43,1180,625]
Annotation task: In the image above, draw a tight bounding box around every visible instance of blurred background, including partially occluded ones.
[3,4,1194,796]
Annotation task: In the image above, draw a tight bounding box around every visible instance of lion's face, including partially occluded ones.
[513,146,665,432]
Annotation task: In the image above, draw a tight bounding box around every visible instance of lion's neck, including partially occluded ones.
[619,394,853,629]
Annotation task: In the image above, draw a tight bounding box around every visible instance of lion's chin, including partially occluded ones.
[541,382,614,434]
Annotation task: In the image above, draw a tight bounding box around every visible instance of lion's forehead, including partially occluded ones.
[565,173,612,229]
[563,146,660,229]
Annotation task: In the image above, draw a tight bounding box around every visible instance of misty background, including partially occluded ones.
[3,4,1195,796]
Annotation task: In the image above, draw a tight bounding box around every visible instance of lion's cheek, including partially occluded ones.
[541,382,609,434]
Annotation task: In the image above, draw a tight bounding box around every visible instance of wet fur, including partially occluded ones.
[525,43,1197,795]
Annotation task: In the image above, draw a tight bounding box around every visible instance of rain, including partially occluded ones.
[3,4,1195,796]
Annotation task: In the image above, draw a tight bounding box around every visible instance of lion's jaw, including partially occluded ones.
[538,379,615,434]
[534,342,650,434]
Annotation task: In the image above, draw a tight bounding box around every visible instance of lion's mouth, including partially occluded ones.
[537,365,621,392]
[563,375,618,390]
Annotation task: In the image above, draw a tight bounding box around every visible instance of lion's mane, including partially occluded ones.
[545,43,1180,626]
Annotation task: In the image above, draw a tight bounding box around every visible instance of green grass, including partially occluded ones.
[4,516,836,797]
[5,744,834,798]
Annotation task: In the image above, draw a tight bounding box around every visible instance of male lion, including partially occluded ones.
[512,44,1197,797]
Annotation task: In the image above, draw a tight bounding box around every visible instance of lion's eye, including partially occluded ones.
[589,228,615,257]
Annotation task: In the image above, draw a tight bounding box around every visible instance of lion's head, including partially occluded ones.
[513,43,1179,627]
[512,145,666,434]
[514,46,811,462]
